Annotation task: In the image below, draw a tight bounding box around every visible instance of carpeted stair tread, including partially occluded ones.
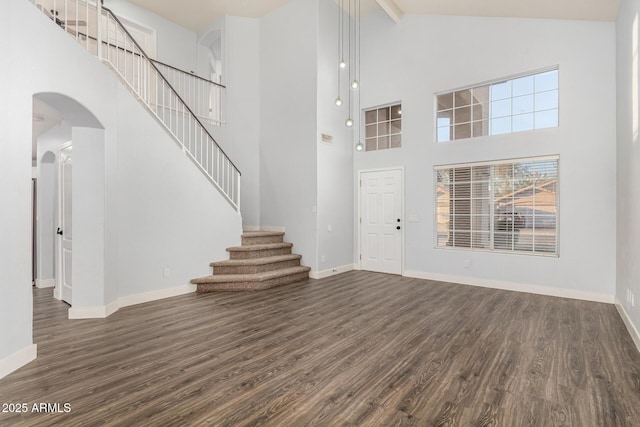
[227,242,292,252]
[241,231,285,238]
[191,266,311,284]
[210,254,301,267]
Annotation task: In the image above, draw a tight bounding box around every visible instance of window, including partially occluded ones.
[364,104,402,151]
[435,156,559,255]
[436,69,559,142]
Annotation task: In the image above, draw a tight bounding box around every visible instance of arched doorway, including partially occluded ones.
[33,92,105,313]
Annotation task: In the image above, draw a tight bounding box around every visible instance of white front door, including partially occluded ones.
[56,143,73,305]
[360,169,403,274]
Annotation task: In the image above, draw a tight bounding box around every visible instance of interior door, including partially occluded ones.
[360,169,403,274]
[57,143,73,305]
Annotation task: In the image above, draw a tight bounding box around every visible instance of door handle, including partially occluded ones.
[396,226,401,230]
[56,228,63,236]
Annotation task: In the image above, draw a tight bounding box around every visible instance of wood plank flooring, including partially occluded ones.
[1,271,640,426]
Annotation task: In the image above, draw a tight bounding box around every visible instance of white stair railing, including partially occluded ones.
[152,60,225,126]
[30,0,240,211]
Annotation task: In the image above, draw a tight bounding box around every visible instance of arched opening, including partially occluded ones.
[33,92,105,316]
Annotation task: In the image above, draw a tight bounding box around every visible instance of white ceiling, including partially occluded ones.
[124,0,620,32]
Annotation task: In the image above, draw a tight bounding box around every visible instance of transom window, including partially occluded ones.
[435,156,559,255]
[436,68,559,142]
[365,103,402,151]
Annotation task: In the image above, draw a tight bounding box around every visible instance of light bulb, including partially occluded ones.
[345,117,353,127]
[339,60,347,69]
[355,141,364,151]
[335,97,343,106]
[351,80,359,89]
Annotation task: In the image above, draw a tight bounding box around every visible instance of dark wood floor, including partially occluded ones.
[1,271,640,426]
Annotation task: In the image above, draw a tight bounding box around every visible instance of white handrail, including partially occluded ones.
[30,0,240,211]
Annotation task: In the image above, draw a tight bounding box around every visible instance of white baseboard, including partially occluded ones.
[403,270,614,304]
[242,225,260,232]
[118,284,196,309]
[310,264,353,280]
[35,279,55,288]
[0,344,37,380]
[615,298,640,353]
[67,284,197,319]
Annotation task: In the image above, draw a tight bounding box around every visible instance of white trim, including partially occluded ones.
[68,305,113,319]
[67,284,197,319]
[118,284,196,309]
[36,278,55,288]
[310,264,353,280]
[242,225,260,232]
[376,0,403,23]
[615,298,640,353]
[433,154,560,170]
[0,344,37,380]
[260,225,286,233]
[403,270,614,304]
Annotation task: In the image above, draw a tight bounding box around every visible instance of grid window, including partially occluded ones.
[435,157,559,256]
[436,69,559,142]
[364,104,402,151]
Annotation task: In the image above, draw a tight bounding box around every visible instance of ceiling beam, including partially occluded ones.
[375,0,403,23]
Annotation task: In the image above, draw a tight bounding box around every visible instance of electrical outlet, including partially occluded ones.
[464,259,470,269]
[321,256,326,263]
[163,267,170,278]
[632,293,635,307]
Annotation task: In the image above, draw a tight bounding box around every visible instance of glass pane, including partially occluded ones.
[390,134,401,148]
[512,75,534,96]
[491,80,511,101]
[454,123,471,140]
[365,124,377,138]
[513,94,534,114]
[472,232,490,248]
[513,113,534,132]
[365,109,377,124]
[534,109,558,129]
[365,138,377,151]
[535,90,559,111]
[455,89,472,107]
[390,104,402,119]
[473,103,489,121]
[473,86,490,103]
[378,107,389,121]
[454,231,471,248]
[535,70,558,92]
[390,119,402,134]
[378,135,390,149]
[437,110,453,126]
[437,93,454,110]
[378,122,390,136]
[491,99,511,118]
[490,117,511,135]
[473,120,489,137]
[455,106,472,123]
[437,126,452,142]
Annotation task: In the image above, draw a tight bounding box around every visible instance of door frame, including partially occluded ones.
[54,141,73,303]
[356,166,405,274]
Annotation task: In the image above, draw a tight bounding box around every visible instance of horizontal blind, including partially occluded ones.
[435,156,559,255]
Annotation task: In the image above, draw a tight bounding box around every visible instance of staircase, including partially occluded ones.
[191,232,311,292]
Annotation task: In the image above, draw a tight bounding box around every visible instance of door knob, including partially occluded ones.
[56,228,63,236]
[396,226,401,230]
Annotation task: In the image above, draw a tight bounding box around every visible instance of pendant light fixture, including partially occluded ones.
[336,0,361,135]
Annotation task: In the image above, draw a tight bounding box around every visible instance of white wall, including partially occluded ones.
[115,84,241,297]
[355,11,617,300]
[616,0,640,345]
[104,0,198,71]
[1,0,241,377]
[259,0,319,270]
[316,0,354,273]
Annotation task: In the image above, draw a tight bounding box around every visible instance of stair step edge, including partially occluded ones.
[211,254,301,267]
[227,242,293,252]
[192,266,310,284]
